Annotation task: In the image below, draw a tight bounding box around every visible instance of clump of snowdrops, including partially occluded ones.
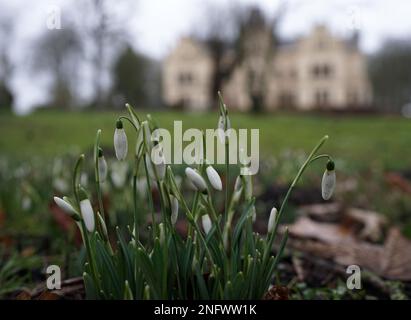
[53,94,335,299]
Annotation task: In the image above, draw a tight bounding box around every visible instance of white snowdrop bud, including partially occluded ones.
[185,167,207,193]
[206,166,222,191]
[170,195,179,225]
[98,148,108,182]
[268,207,277,233]
[114,120,128,160]
[79,189,95,233]
[53,196,77,216]
[321,160,336,200]
[201,214,212,234]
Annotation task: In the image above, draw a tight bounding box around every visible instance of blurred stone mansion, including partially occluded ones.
[162,20,372,112]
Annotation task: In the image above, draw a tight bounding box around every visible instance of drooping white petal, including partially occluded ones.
[268,207,277,233]
[185,167,207,192]
[98,156,108,182]
[54,196,76,216]
[206,166,222,191]
[321,170,336,200]
[114,128,128,160]
[111,162,128,188]
[170,196,179,225]
[201,214,212,234]
[80,199,95,232]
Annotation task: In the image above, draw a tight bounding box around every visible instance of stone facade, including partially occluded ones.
[162,37,214,111]
[162,26,372,111]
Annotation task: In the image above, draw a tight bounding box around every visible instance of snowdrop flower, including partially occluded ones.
[98,148,108,182]
[114,120,128,160]
[206,166,222,191]
[267,207,277,233]
[202,214,212,234]
[22,196,32,211]
[185,167,207,193]
[53,177,69,193]
[170,195,179,225]
[79,189,95,232]
[321,160,336,200]
[111,162,128,188]
[54,196,77,217]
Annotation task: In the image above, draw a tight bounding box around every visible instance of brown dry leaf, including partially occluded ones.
[15,290,32,300]
[346,208,387,242]
[379,228,411,280]
[288,216,411,280]
[289,216,355,244]
[263,285,289,300]
[297,202,342,221]
[36,291,61,300]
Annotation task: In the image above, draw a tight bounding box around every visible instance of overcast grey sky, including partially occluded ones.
[3,0,411,113]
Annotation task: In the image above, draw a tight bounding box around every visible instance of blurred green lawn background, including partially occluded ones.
[1,110,410,171]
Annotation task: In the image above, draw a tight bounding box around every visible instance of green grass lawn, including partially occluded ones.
[1,110,410,171]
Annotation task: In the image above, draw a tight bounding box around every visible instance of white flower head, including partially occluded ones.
[268,207,277,233]
[206,166,222,191]
[114,120,128,160]
[111,161,128,188]
[79,189,95,232]
[185,167,207,193]
[98,148,108,182]
[201,214,212,234]
[54,196,77,217]
[170,195,179,225]
[321,160,336,200]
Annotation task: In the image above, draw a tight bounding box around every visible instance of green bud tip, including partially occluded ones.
[78,187,89,201]
[98,147,103,157]
[116,119,123,129]
[326,160,335,171]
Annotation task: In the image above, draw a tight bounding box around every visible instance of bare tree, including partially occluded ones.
[0,5,15,110]
[31,27,83,109]
[77,0,135,109]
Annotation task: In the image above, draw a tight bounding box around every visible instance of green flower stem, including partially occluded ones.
[263,135,329,267]
[72,154,84,205]
[72,156,100,292]
[118,116,139,132]
[225,142,230,219]
[142,154,156,237]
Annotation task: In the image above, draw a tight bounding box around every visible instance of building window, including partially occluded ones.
[178,72,193,85]
[278,91,295,108]
[311,64,332,79]
[315,90,329,107]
